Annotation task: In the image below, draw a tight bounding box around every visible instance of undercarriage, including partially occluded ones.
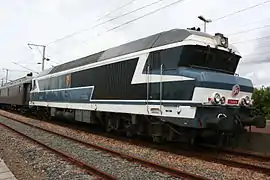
[3,105,266,147]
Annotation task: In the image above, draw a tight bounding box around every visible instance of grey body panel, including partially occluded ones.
[49,51,105,74]
[48,29,202,74]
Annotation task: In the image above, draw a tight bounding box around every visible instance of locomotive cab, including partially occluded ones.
[144,30,265,134]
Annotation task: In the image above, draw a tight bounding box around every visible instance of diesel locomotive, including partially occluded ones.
[0,28,266,144]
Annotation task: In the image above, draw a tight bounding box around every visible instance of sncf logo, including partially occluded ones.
[232,84,240,96]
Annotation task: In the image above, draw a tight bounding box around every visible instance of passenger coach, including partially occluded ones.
[0,75,32,109]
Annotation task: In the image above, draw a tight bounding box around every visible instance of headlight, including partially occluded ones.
[221,96,226,104]
[214,33,228,48]
[241,96,251,106]
[245,96,251,105]
[250,99,254,105]
[220,37,226,46]
[212,93,221,104]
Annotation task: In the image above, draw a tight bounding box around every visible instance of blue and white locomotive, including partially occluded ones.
[0,28,266,143]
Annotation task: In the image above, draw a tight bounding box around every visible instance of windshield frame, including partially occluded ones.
[143,45,241,75]
[178,45,241,75]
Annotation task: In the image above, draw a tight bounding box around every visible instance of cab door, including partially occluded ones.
[146,52,163,115]
[23,83,31,105]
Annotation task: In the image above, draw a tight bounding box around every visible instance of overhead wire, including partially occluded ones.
[192,0,270,61]
[12,62,39,74]
[46,0,187,61]
[29,45,59,66]
[242,51,270,57]
[232,35,270,44]
[43,0,270,69]
[82,0,187,44]
[47,0,270,46]
[48,0,270,48]
[79,0,165,34]
[240,49,270,65]
[241,58,270,65]
[46,0,162,45]
[94,0,137,22]
[210,1,270,65]
[46,0,270,49]
[227,24,270,36]
[251,43,270,49]
[5,69,30,73]
[10,1,140,74]
[235,17,270,28]
[211,0,270,22]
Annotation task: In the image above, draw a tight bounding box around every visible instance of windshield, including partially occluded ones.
[178,45,240,74]
[143,45,241,75]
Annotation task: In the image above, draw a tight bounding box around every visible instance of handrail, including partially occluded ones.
[160,64,163,114]
[146,65,150,113]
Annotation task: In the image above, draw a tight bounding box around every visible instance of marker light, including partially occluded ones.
[227,99,239,105]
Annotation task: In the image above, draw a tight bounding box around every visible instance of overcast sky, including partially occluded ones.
[1,0,270,87]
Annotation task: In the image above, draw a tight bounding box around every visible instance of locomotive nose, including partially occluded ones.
[205,112,234,131]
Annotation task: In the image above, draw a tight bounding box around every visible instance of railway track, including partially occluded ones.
[198,149,270,175]
[204,144,270,162]
[1,110,270,177]
[150,141,270,175]
[0,114,210,180]
[140,141,270,176]
[0,122,116,180]
[199,143,270,166]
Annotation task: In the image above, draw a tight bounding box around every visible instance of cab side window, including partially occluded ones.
[143,46,182,73]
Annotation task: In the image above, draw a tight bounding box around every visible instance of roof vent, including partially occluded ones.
[187,27,201,31]
[27,72,33,76]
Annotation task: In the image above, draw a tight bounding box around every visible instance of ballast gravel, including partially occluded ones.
[0,116,181,180]
[0,125,92,180]
[1,110,269,180]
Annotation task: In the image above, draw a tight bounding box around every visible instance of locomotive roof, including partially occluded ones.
[48,28,237,75]
[48,29,206,74]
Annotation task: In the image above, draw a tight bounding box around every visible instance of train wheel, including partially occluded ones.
[217,132,227,148]
[190,137,196,145]
[152,136,162,143]
[124,118,133,137]
[104,118,113,133]
[217,132,233,148]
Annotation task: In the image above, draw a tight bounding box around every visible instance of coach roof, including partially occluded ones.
[0,76,32,89]
[48,29,215,74]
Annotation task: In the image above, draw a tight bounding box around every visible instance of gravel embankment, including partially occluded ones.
[0,125,93,180]
[1,110,269,180]
[0,116,181,180]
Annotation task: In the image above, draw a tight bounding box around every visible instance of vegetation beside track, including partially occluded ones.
[252,87,270,119]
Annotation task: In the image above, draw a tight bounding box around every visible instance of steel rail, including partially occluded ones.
[0,122,117,180]
[3,111,270,177]
[202,144,270,161]
[0,114,210,180]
